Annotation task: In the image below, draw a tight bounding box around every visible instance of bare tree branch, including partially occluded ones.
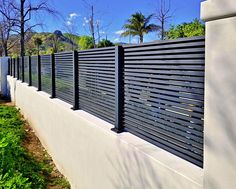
[0,0,58,56]
[154,0,174,40]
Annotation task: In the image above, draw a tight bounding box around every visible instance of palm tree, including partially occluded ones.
[121,12,160,43]
[33,37,43,55]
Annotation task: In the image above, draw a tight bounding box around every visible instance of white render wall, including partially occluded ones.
[7,76,203,189]
[201,1,236,189]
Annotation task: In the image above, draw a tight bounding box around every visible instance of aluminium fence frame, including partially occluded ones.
[8,36,205,167]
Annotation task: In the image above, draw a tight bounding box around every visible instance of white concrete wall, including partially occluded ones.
[201,1,236,189]
[7,76,203,189]
[0,57,9,97]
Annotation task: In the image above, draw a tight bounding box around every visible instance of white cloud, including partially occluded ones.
[68,13,79,20]
[115,30,125,35]
[66,12,79,26]
[66,21,72,26]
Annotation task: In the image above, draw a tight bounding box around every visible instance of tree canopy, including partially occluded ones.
[121,12,160,43]
[97,39,114,48]
[78,36,94,50]
[167,19,205,39]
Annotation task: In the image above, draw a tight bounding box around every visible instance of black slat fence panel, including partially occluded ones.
[55,51,74,104]
[78,47,116,124]
[123,36,205,167]
[31,56,38,88]
[41,54,52,94]
[24,56,29,84]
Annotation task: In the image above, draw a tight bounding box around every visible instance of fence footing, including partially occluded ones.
[111,127,123,134]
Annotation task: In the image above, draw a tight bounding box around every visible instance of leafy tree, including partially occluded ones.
[63,33,80,50]
[78,36,94,50]
[97,39,114,48]
[167,19,205,39]
[121,12,160,43]
[33,37,42,55]
[46,33,65,53]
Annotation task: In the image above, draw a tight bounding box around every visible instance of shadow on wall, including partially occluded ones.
[106,139,162,189]
[106,138,200,189]
[204,18,236,189]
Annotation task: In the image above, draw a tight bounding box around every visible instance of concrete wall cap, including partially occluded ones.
[201,0,236,22]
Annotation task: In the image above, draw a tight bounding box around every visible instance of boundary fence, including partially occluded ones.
[8,36,205,167]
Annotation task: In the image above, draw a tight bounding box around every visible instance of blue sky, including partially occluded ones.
[34,0,205,43]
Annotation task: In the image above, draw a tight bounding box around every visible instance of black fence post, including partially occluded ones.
[112,45,124,133]
[50,54,56,98]
[13,58,15,78]
[71,50,79,110]
[17,57,20,80]
[9,58,11,76]
[10,58,12,76]
[22,56,24,82]
[7,58,10,75]
[29,56,32,86]
[37,55,41,91]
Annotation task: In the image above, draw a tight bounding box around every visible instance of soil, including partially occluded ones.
[22,123,69,189]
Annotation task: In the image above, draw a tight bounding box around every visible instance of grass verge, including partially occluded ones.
[0,104,70,189]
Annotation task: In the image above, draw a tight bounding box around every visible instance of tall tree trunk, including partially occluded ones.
[20,0,25,57]
[161,20,164,40]
[140,35,143,43]
[3,42,8,56]
[37,45,39,55]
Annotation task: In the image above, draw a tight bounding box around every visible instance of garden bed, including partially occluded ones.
[0,100,70,189]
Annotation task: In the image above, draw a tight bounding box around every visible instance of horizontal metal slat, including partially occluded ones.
[124,116,203,151]
[125,125,202,167]
[79,69,115,75]
[124,80,204,95]
[79,82,115,94]
[124,121,203,159]
[78,49,115,55]
[124,65,204,71]
[80,77,115,86]
[124,83,203,101]
[125,76,204,89]
[80,105,115,124]
[79,90,115,103]
[125,87,204,110]
[125,97,202,131]
[124,36,204,48]
[124,90,203,119]
[79,71,115,79]
[125,54,204,60]
[125,47,205,56]
[124,116,202,143]
[124,72,204,83]
[124,101,203,131]
[79,95,115,111]
[125,69,204,77]
[79,101,115,120]
[124,102,203,137]
[79,88,115,99]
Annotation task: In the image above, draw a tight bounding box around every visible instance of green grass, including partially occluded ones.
[0,105,70,189]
